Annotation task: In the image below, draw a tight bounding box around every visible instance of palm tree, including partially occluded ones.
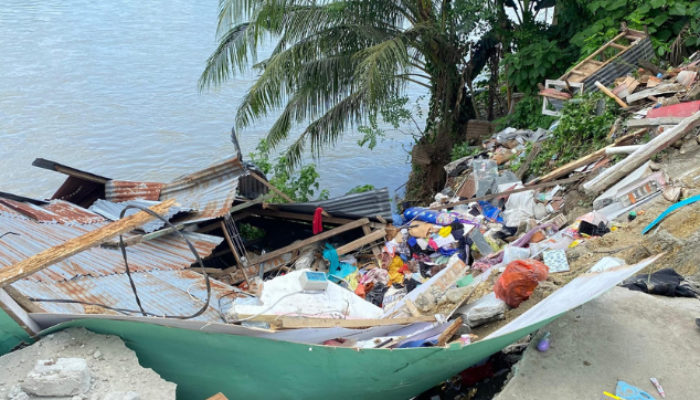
[200,0,490,195]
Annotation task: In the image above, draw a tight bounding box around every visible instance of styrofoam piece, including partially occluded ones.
[588,257,626,273]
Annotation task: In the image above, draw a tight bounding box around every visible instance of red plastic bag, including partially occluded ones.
[494,259,549,308]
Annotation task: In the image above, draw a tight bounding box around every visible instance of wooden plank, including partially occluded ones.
[206,393,228,400]
[516,143,541,179]
[249,173,295,204]
[247,208,355,225]
[229,193,275,214]
[437,317,463,347]
[362,224,382,261]
[595,81,628,108]
[248,218,370,266]
[627,84,685,103]
[627,117,686,128]
[220,221,249,285]
[432,176,584,210]
[584,111,700,194]
[638,59,665,76]
[0,199,176,288]
[404,299,422,317]
[0,288,41,336]
[268,315,437,329]
[609,42,627,51]
[529,128,647,184]
[3,285,42,313]
[336,228,386,256]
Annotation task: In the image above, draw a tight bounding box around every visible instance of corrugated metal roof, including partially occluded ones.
[105,181,164,202]
[579,38,655,93]
[238,162,270,200]
[89,199,188,233]
[13,269,235,322]
[0,199,105,224]
[0,211,222,283]
[159,157,246,223]
[273,188,393,221]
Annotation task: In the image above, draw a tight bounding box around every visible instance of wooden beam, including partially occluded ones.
[361,225,382,261]
[437,317,463,346]
[516,142,541,180]
[220,221,249,285]
[335,229,386,256]
[4,285,42,313]
[229,193,275,214]
[404,299,422,317]
[0,288,41,336]
[248,218,370,266]
[431,176,584,210]
[249,173,295,203]
[0,199,176,288]
[627,83,685,103]
[585,111,700,194]
[528,128,647,184]
[595,81,628,108]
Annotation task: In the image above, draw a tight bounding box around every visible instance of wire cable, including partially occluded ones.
[117,204,212,320]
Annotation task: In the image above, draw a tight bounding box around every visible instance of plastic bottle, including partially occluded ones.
[537,331,551,352]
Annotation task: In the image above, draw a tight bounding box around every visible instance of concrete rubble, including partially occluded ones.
[0,328,176,400]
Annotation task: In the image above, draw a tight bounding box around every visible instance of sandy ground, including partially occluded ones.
[0,328,176,400]
[495,287,700,400]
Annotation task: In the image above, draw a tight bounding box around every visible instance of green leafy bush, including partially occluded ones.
[249,139,330,202]
[494,96,555,131]
[346,185,376,194]
[529,92,619,176]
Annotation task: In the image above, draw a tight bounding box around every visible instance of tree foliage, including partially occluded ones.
[201,0,489,171]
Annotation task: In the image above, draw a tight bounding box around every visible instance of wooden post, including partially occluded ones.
[0,199,176,288]
[220,221,250,285]
[361,225,382,264]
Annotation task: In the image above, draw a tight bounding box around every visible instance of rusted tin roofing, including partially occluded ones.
[159,157,246,223]
[0,199,105,224]
[0,209,222,283]
[89,199,187,233]
[105,181,164,202]
[13,269,235,322]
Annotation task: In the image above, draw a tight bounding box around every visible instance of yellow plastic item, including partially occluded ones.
[601,392,622,400]
[568,240,582,248]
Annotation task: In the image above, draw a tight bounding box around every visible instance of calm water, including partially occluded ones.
[0,0,425,199]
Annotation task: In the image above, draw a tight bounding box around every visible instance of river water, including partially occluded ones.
[0,0,425,199]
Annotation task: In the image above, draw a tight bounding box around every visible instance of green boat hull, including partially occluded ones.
[40,316,557,400]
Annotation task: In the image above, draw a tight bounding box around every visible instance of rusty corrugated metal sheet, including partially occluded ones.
[0,211,222,283]
[89,199,187,233]
[576,38,655,93]
[159,157,246,223]
[0,199,105,224]
[105,180,164,202]
[13,269,235,322]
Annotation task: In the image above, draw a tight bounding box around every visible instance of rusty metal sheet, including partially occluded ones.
[273,188,393,221]
[13,269,235,322]
[159,157,247,222]
[0,199,104,224]
[0,209,223,283]
[106,180,164,202]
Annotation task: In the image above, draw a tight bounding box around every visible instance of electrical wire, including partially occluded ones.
[231,290,326,322]
[117,204,212,320]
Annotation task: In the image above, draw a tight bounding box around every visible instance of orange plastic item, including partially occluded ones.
[494,259,549,308]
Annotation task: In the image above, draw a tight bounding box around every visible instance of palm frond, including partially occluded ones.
[199,23,252,90]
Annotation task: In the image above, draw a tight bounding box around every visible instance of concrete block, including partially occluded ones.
[22,358,91,397]
[104,392,141,400]
[455,292,508,328]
